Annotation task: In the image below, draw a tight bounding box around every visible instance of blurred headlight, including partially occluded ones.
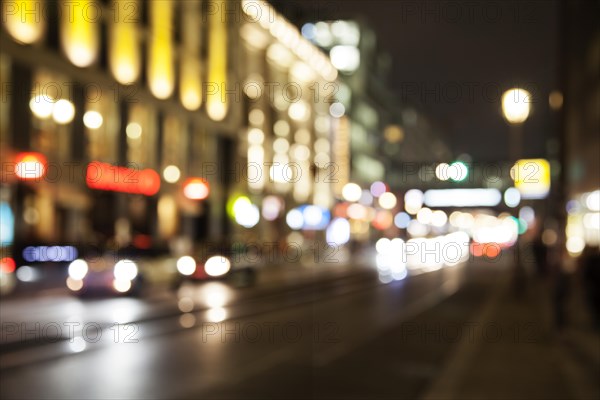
[177,256,196,276]
[114,259,138,281]
[66,277,84,291]
[68,259,88,280]
[113,278,132,293]
[204,256,231,277]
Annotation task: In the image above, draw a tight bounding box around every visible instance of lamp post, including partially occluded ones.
[502,88,531,160]
[502,88,531,297]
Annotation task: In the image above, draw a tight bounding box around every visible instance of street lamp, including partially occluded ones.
[502,88,531,124]
[501,87,531,297]
[502,88,531,161]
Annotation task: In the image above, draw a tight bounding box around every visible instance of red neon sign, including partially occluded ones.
[86,162,160,196]
[0,257,16,273]
[15,152,47,180]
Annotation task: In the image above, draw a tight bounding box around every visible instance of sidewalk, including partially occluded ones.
[423,271,600,400]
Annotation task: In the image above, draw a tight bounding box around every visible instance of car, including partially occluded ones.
[176,252,257,287]
[66,253,145,296]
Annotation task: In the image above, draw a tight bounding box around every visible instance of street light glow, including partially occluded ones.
[501,88,531,124]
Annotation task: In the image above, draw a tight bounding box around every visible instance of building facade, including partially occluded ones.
[0,1,341,265]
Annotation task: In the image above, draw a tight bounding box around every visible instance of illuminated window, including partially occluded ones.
[85,89,118,162]
[206,1,228,121]
[2,0,46,44]
[189,124,207,178]
[331,116,350,198]
[127,104,157,169]
[148,1,174,99]
[161,115,188,180]
[179,1,202,110]
[109,0,140,84]
[158,195,178,238]
[60,0,99,67]
[29,69,74,161]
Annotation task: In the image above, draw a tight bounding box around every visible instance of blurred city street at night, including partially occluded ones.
[0,0,599,399]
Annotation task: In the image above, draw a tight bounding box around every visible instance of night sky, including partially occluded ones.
[272,0,560,162]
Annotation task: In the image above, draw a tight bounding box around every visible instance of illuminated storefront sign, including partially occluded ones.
[86,162,160,196]
[0,257,16,273]
[511,159,551,199]
[15,152,47,180]
[23,246,78,262]
[423,189,502,207]
[0,202,14,246]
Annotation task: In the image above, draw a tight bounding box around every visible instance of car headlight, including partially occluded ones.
[114,259,138,281]
[113,279,132,293]
[177,256,196,276]
[68,259,88,280]
[204,255,231,277]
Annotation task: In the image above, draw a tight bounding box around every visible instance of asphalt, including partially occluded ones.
[202,260,600,400]
[1,254,598,399]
